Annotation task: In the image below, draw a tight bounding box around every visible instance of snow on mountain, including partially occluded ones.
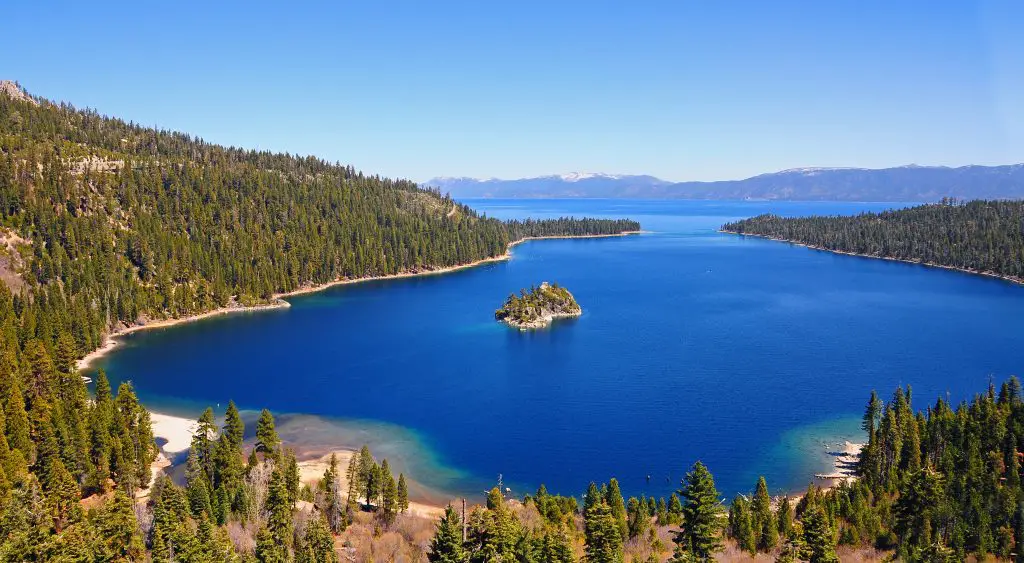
[424,164,1024,201]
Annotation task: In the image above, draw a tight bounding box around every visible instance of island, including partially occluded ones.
[495,282,582,329]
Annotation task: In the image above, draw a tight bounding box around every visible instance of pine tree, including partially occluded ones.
[85,371,113,492]
[258,467,293,562]
[53,332,78,376]
[606,478,628,540]
[345,452,360,507]
[358,446,377,508]
[728,494,756,554]
[212,431,242,511]
[894,469,944,555]
[284,448,300,507]
[247,448,259,475]
[213,484,229,525]
[585,499,624,563]
[775,534,804,563]
[380,459,398,524]
[468,491,520,561]
[667,493,683,525]
[397,472,409,513]
[112,381,156,493]
[44,457,81,533]
[777,496,794,539]
[801,506,838,563]
[185,448,213,518]
[224,400,244,448]
[675,461,723,561]
[192,407,216,481]
[584,481,601,512]
[752,476,778,550]
[486,486,503,510]
[862,390,882,439]
[540,529,575,563]
[23,338,54,400]
[42,520,98,561]
[3,374,31,456]
[320,453,346,533]
[93,491,147,561]
[255,409,280,458]
[429,505,468,563]
[256,527,288,563]
[297,514,339,563]
[627,496,650,540]
[656,497,669,525]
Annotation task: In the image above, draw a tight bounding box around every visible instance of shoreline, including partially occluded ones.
[780,440,864,506]
[296,450,445,518]
[147,410,449,513]
[502,310,583,330]
[813,440,863,488]
[85,228,862,512]
[148,407,862,513]
[76,301,292,371]
[76,231,641,371]
[721,230,1024,287]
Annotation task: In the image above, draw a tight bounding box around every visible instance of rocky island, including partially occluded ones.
[495,282,582,329]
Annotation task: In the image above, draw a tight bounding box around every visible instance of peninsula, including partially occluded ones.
[495,282,582,329]
[720,199,1024,286]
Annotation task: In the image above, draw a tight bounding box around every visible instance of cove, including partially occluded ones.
[91,200,1024,501]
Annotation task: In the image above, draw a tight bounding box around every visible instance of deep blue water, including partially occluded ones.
[93,200,1024,502]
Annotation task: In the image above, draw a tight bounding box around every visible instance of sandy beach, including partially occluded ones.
[297,450,445,518]
[146,409,448,513]
[815,440,864,487]
[76,231,642,372]
[149,412,200,454]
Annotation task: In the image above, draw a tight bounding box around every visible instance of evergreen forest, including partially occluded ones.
[722,199,1024,280]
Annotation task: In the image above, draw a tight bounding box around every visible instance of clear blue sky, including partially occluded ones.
[3,1,1022,182]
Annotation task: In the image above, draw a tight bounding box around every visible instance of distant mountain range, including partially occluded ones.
[425,165,1024,202]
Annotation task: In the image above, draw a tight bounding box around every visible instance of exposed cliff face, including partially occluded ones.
[0,80,37,105]
[495,282,581,329]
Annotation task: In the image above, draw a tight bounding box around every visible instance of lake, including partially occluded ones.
[91,199,1024,502]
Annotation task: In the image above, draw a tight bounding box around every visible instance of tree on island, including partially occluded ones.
[495,282,581,328]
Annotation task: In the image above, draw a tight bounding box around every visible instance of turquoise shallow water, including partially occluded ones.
[93,200,1024,501]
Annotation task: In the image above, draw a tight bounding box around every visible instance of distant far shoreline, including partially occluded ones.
[720,230,1024,287]
[76,231,642,372]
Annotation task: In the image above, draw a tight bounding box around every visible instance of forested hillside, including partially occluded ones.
[423,378,1024,562]
[5,83,1021,561]
[0,83,638,559]
[722,199,1024,281]
[0,84,637,358]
